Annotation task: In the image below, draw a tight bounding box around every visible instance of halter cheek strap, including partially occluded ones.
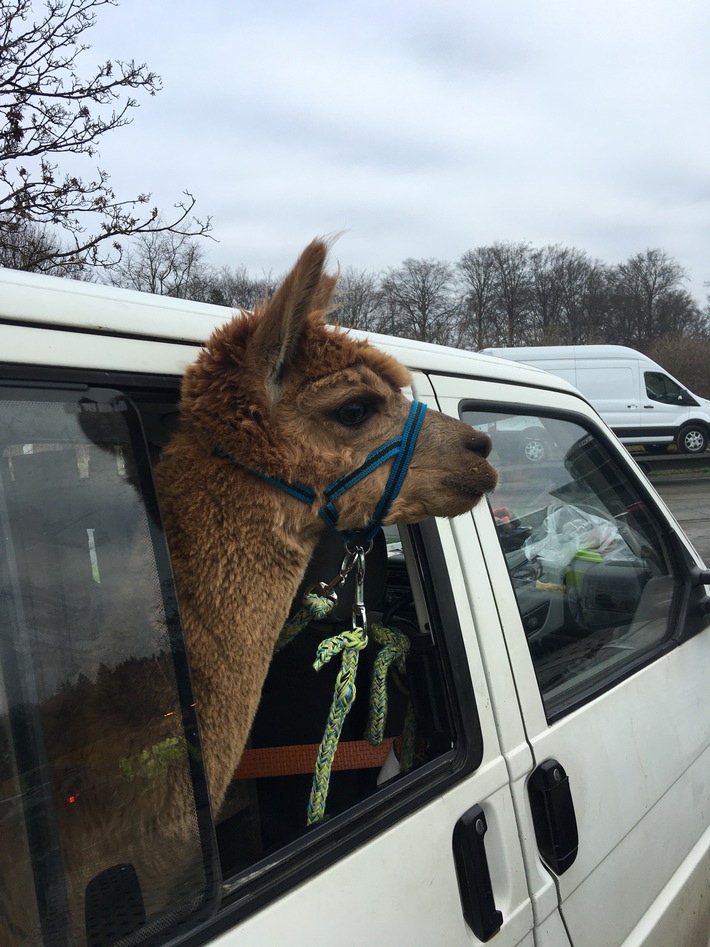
[214,400,428,547]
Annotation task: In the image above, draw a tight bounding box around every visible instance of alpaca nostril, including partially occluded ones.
[466,432,493,459]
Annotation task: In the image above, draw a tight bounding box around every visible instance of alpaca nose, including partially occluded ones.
[466,430,493,458]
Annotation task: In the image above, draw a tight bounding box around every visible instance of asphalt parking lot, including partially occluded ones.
[655,479,710,565]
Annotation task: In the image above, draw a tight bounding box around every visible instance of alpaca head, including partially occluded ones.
[179,239,497,537]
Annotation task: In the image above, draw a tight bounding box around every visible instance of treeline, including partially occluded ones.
[335,243,709,352]
[95,232,710,396]
[5,224,708,396]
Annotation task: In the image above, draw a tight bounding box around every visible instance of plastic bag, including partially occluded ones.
[524,504,636,581]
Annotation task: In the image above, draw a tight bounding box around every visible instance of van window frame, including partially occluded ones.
[0,362,485,943]
[0,378,221,945]
[460,399,706,721]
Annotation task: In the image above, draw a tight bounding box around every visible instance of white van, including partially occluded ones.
[481,344,710,454]
[1,268,709,947]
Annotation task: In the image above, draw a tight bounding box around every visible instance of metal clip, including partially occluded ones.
[351,546,368,636]
[307,547,360,607]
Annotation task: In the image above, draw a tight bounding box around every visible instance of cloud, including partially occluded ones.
[83,0,710,299]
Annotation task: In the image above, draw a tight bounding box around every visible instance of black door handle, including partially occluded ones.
[452,804,503,942]
[528,759,578,874]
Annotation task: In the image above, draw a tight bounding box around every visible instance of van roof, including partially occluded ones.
[482,344,648,361]
[0,266,578,394]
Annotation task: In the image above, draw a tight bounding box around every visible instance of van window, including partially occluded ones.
[462,407,680,718]
[644,371,687,404]
[0,373,482,944]
[217,519,479,880]
[0,385,218,945]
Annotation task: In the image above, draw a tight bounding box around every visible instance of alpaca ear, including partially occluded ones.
[250,239,336,394]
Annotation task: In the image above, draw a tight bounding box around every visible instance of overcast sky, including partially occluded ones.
[86,0,709,300]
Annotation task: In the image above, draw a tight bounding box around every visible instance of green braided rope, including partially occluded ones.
[307,626,368,825]
[365,622,411,747]
[274,591,335,653]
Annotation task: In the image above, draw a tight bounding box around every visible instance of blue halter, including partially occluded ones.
[214,400,427,548]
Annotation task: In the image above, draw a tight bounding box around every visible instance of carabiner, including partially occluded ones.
[351,545,368,636]
[307,546,360,606]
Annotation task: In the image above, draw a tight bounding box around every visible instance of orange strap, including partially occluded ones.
[233,737,395,780]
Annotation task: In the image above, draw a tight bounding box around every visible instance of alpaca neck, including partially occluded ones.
[156,451,323,811]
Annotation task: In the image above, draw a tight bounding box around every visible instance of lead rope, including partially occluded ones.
[307,546,368,825]
[364,623,410,745]
[274,545,417,822]
[274,591,335,653]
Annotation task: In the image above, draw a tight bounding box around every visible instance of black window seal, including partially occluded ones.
[0,362,183,394]
[0,318,205,348]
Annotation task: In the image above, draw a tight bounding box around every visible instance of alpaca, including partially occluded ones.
[0,239,497,946]
[153,238,498,815]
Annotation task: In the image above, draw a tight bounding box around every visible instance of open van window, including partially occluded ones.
[0,372,483,945]
[462,407,682,719]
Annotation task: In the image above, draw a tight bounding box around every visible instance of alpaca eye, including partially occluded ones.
[335,401,371,426]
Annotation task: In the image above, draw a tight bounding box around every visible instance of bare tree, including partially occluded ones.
[556,250,609,344]
[488,241,534,346]
[457,246,499,350]
[201,264,279,309]
[529,246,610,344]
[378,257,461,345]
[105,226,211,298]
[0,0,210,271]
[0,216,89,274]
[530,245,567,340]
[606,249,699,349]
[333,265,382,331]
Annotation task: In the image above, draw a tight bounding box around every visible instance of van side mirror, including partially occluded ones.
[668,535,710,631]
[689,565,710,620]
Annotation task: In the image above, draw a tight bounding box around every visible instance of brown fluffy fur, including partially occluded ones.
[1,240,497,944]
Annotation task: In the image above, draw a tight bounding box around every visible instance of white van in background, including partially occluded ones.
[1,269,709,947]
[481,344,710,454]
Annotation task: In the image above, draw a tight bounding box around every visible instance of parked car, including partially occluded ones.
[1,268,709,947]
[472,414,550,463]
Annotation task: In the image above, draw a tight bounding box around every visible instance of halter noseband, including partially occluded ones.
[214,400,427,547]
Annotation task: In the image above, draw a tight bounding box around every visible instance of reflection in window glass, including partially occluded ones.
[464,408,679,718]
[0,389,215,946]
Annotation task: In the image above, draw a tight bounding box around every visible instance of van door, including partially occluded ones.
[430,372,710,947]
[0,366,541,947]
[641,369,692,446]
